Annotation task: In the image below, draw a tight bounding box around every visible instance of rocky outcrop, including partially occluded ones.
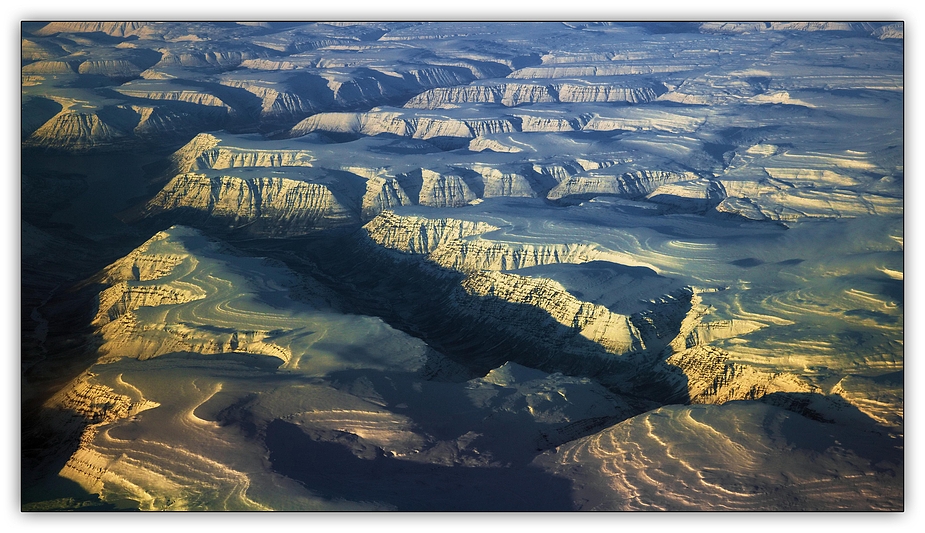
[32,22,151,37]
[165,133,316,176]
[429,240,603,272]
[21,38,66,61]
[291,106,703,140]
[77,59,143,79]
[152,49,267,70]
[141,173,359,236]
[548,170,700,201]
[416,169,479,207]
[363,211,499,255]
[666,345,814,404]
[404,81,667,109]
[130,105,198,139]
[716,178,904,221]
[114,85,234,112]
[291,109,520,140]
[361,177,416,219]
[21,60,77,75]
[363,209,815,407]
[470,165,538,198]
[218,80,317,120]
[645,178,727,210]
[655,291,815,405]
[456,270,645,356]
[509,64,689,79]
[364,210,618,272]
[47,371,160,496]
[23,109,132,151]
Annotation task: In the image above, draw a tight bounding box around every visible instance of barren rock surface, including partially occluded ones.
[21,21,903,512]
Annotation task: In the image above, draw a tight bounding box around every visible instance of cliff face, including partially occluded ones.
[715,179,904,221]
[219,79,318,121]
[143,173,359,236]
[166,133,316,175]
[548,170,700,200]
[33,22,151,37]
[290,110,521,139]
[417,169,479,207]
[362,209,817,406]
[77,59,143,78]
[455,270,645,356]
[363,211,661,354]
[404,81,667,109]
[114,86,234,112]
[290,105,707,146]
[23,101,224,152]
[45,371,161,501]
[363,211,499,255]
[361,177,416,219]
[24,109,132,151]
[159,134,663,227]
[470,165,538,198]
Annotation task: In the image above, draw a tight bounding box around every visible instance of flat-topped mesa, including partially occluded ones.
[166,132,316,176]
[430,239,602,272]
[290,109,520,140]
[404,80,667,109]
[364,210,614,272]
[142,172,360,236]
[509,64,691,79]
[548,169,700,201]
[363,211,500,255]
[32,21,151,37]
[24,109,133,151]
[152,48,269,70]
[21,59,78,75]
[76,59,143,79]
[218,79,318,121]
[113,84,234,113]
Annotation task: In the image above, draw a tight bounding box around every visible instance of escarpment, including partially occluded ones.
[141,173,359,236]
[404,80,668,109]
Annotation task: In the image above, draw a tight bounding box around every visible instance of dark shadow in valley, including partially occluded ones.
[265,418,576,511]
[760,392,904,469]
[236,229,692,407]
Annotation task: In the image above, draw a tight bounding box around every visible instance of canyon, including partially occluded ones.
[21,21,903,512]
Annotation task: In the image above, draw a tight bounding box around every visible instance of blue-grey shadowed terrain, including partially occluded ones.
[22,21,903,511]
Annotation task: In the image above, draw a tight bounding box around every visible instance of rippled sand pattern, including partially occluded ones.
[545,403,903,510]
[94,226,429,375]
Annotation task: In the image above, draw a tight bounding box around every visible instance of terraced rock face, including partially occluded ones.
[22,21,903,513]
[404,80,668,109]
[140,172,360,235]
